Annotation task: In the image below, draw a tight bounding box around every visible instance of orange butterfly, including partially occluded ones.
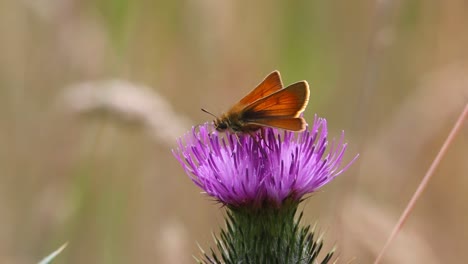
[203,71,310,133]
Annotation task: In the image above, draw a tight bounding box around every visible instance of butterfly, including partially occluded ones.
[203,70,310,134]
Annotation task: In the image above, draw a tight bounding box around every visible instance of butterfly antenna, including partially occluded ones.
[201,108,218,119]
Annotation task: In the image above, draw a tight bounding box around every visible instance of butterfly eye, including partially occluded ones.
[216,122,228,131]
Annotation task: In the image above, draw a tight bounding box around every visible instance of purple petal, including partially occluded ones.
[172,116,358,209]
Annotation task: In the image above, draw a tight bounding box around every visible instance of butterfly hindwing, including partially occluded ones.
[246,117,306,131]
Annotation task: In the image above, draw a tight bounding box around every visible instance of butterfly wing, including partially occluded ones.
[246,117,306,131]
[238,71,283,106]
[239,81,309,131]
[242,81,309,120]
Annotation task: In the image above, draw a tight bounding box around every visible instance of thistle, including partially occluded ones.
[173,115,357,263]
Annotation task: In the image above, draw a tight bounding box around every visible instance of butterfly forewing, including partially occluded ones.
[210,71,310,133]
[242,81,309,120]
[237,71,283,106]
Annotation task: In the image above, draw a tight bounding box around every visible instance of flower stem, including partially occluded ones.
[199,203,335,264]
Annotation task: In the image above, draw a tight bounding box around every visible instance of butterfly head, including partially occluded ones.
[202,108,230,132]
[214,118,229,132]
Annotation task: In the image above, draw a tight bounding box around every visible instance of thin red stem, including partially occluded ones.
[374,102,468,264]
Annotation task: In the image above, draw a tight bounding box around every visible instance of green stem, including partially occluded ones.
[199,202,335,264]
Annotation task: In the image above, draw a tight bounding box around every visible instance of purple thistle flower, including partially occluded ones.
[173,115,357,209]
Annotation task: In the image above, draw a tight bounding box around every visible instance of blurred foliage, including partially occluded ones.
[95,0,132,56]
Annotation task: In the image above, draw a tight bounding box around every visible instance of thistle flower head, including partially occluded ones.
[173,115,357,209]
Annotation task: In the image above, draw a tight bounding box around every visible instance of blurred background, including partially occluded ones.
[1,0,467,263]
